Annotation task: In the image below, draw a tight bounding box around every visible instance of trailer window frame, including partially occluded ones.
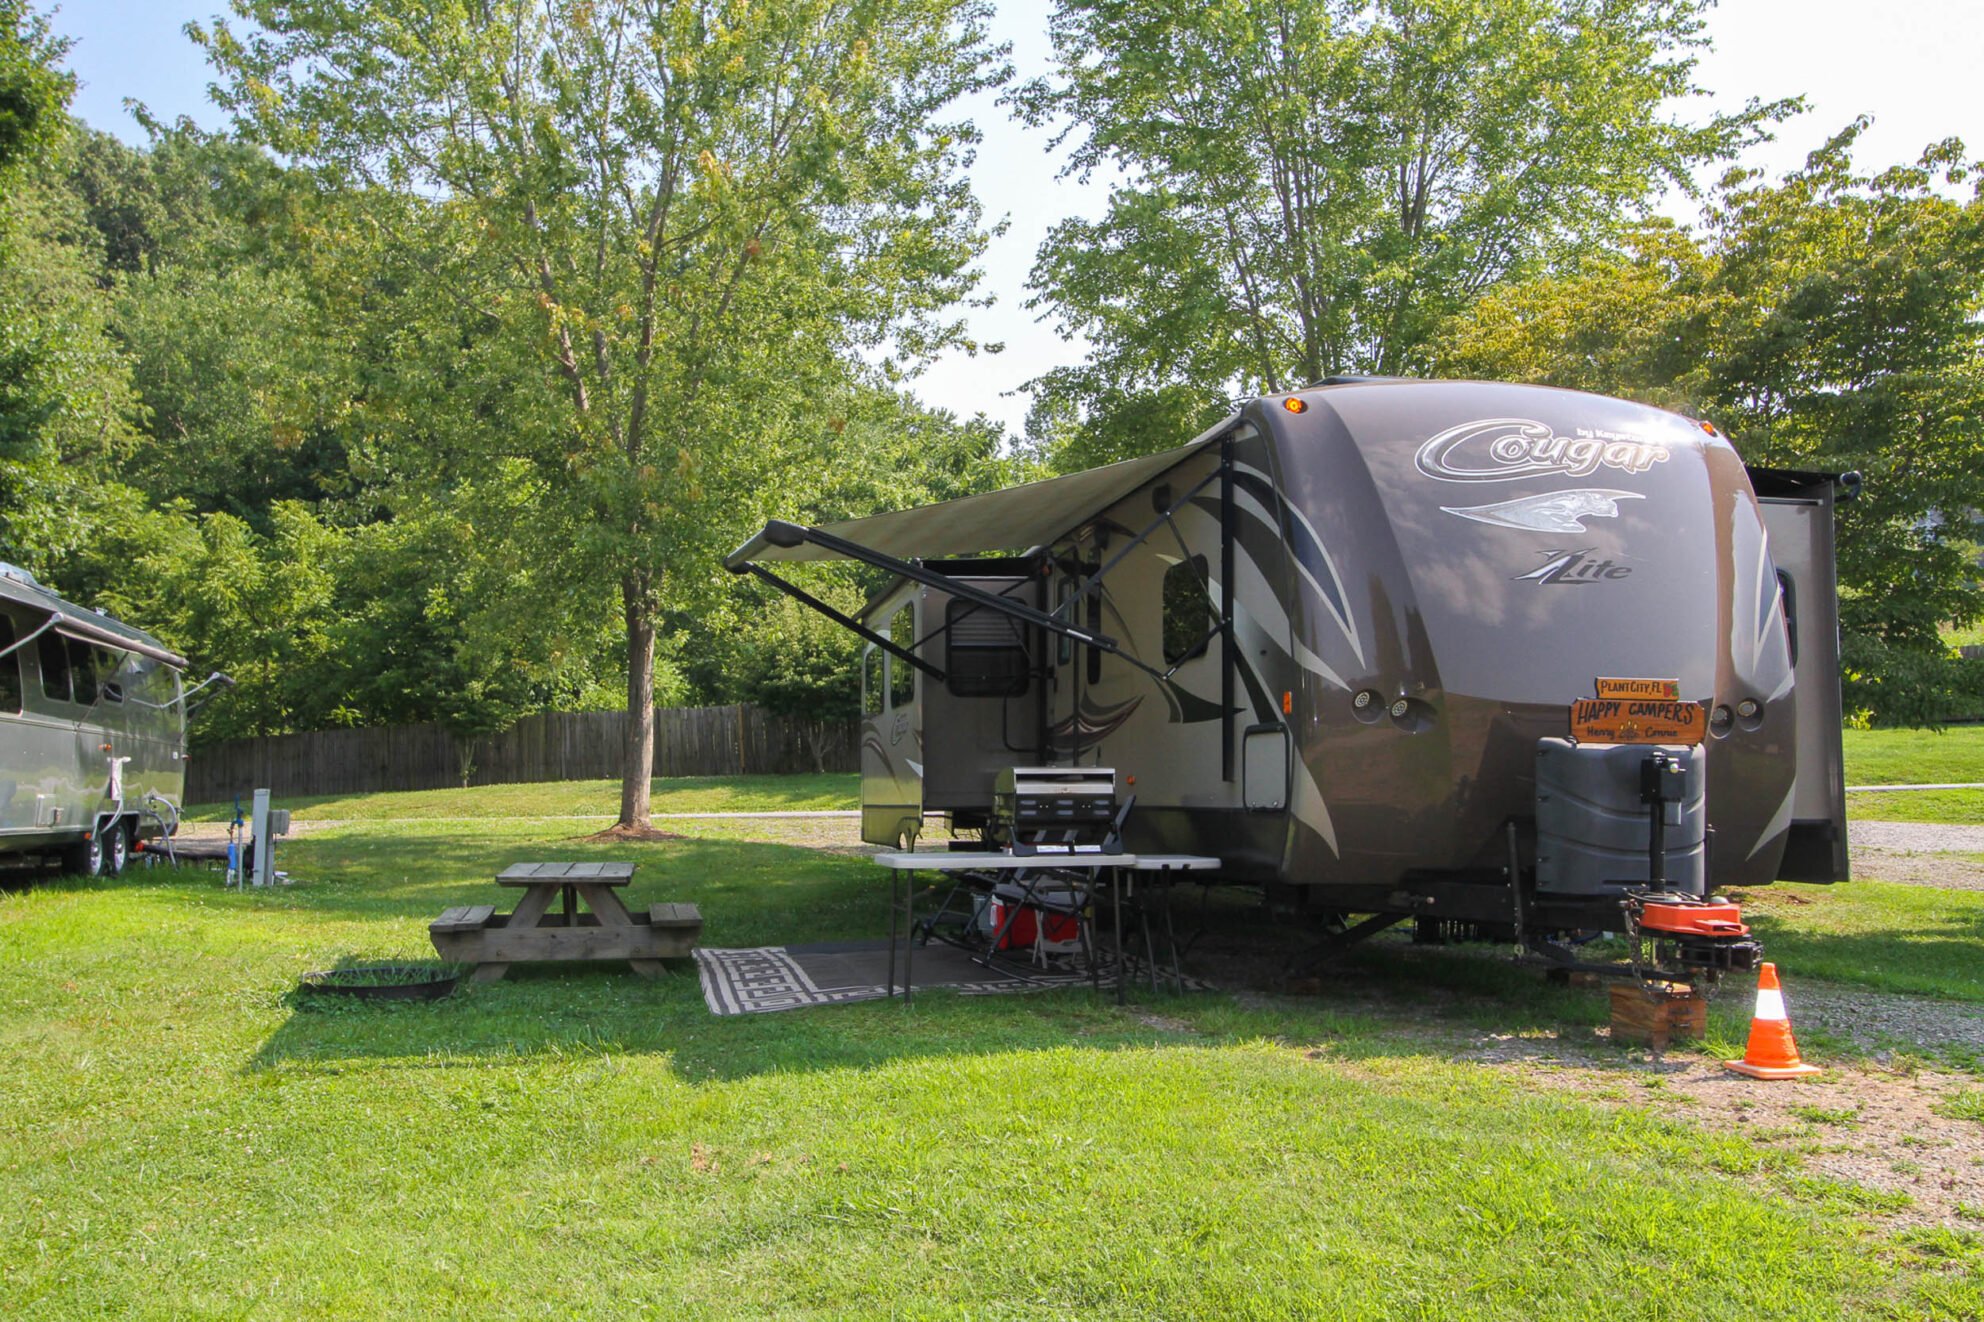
[66,637,99,706]
[862,644,883,716]
[943,599,1030,699]
[888,605,916,707]
[0,614,20,714]
[38,631,72,704]
[1162,554,1215,667]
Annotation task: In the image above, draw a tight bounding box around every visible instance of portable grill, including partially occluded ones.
[992,766,1119,848]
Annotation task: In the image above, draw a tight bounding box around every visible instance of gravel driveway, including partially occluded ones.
[1849,821,1984,891]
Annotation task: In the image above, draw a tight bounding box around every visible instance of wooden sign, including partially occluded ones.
[1593,676,1681,701]
[1570,697,1707,746]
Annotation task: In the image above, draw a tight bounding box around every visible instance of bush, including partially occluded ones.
[1841,635,1984,727]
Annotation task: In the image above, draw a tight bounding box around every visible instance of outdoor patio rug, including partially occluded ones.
[694,939,1192,1015]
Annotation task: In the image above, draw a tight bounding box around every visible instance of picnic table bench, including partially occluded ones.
[428,861,703,982]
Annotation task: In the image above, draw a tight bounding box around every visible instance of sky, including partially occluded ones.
[47,0,1984,441]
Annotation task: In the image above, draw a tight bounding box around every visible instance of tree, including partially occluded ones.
[1437,125,1984,723]
[730,587,862,772]
[203,0,1005,830]
[0,0,66,175]
[1014,0,1788,467]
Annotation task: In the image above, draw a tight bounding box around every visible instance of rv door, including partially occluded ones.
[1750,470,1851,883]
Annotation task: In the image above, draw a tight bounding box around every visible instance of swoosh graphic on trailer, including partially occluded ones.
[1048,695,1146,746]
[1213,466,1364,665]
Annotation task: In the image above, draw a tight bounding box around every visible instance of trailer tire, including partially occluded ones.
[97,820,129,876]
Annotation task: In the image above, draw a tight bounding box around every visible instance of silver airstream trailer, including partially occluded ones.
[0,563,190,875]
[728,379,1852,972]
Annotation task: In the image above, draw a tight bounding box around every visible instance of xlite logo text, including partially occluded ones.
[1516,549,1632,586]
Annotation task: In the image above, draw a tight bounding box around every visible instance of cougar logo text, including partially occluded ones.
[1516,548,1633,586]
[1416,418,1671,482]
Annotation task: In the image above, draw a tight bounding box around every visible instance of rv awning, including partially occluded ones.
[0,570,188,668]
[52,615,189,669]
[726,434,1221,567]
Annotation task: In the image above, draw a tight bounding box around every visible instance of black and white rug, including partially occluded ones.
[695,939,1131,1016]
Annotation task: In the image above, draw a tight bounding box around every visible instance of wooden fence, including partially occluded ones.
[184,705,857,803]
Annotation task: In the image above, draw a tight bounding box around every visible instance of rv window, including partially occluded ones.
[0,617,19,713]
[862,646,883,716]
[67,638,98,705]
[129,655,178,712]
[945,600,1029,698]
[97,648,126,703]
[889,606,916,706]
[1163,555,1214,666]
[38,632,71,703]
[1776,569,1799,668]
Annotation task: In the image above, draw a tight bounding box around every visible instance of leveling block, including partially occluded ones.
[1724,962,1823,1079]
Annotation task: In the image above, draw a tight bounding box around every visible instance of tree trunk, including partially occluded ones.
[618,580,657,828]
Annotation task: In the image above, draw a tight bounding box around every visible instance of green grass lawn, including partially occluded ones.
[171,727,1976,828]
[1727,881,1984,1005]
[1842,724,1984,784]
[1842,726,1984,823]
[4,816,1982,1316]
[188,772,859,822]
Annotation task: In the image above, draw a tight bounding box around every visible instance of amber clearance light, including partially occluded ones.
[1283,397,1308,414]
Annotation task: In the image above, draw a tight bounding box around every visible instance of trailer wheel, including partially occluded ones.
[97,820,129,877]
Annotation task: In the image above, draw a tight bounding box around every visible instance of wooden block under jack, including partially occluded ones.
[1609,980,1708,1050]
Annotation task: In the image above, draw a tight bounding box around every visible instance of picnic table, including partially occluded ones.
[428,861,702,982]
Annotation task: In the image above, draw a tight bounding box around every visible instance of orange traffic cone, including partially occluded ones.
[1724,963,1821,1079]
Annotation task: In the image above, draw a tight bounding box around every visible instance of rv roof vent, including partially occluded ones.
[0,562,41,588]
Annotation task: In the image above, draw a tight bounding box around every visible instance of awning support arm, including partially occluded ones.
[0,611,61,660]
[730,521,1169,678]
[1053,464,1224,625]
[737,563,947,684]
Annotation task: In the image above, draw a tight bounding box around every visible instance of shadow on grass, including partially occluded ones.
[228,830,1984,1084]
[241,876,1656,1083]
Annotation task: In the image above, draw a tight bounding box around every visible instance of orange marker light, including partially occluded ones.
[1282,690,1293,714]
[1283,397,1308,414]
[1125,774,1136,786]
[1698,419,1720,436]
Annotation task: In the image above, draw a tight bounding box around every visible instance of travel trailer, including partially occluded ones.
[727,379,1850,968]
[0,563,192,874]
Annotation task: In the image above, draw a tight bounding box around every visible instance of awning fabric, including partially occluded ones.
[732,435,1219,565]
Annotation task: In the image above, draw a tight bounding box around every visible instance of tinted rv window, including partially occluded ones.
[96,648,126,703]
[862,646,883,716]
[38,632,70,703]
[0,616,19,712]
[1162,555,1214,666]
[945,600,1028,698]
[67,638,98,705]
[889,606,916,706]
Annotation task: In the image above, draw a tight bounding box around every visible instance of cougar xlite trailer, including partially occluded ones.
[0,563,198,875]
[727,379,1851,968]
